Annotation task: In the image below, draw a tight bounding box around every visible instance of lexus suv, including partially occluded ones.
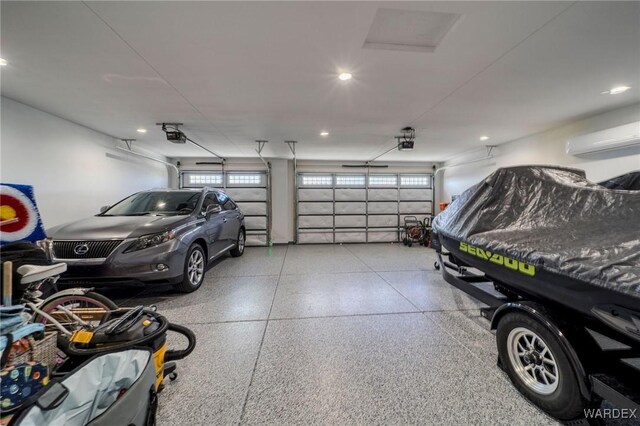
[42,188,245,292]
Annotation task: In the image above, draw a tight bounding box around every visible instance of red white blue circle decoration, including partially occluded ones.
[0,184,47,246]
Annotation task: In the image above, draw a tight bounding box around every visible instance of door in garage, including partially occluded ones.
[296,172,433,244]
[181,171,270,246]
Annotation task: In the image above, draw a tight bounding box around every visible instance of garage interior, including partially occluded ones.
[1,1,639,425]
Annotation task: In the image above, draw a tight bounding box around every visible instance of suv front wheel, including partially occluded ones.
[175,244,206,293]
[230,229,245,257]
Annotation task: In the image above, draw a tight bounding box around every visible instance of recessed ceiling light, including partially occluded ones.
[338,72,352,81]
[0,58,7,66]
[137,128,147,133]
[320,131,329,137]
[602,86,630,95]
[480,136,490,141]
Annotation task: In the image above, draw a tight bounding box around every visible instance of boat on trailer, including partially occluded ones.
[432,166,640,423]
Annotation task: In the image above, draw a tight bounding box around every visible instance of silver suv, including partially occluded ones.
[43,188,245,292]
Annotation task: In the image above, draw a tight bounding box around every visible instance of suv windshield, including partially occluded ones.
[102,191,200,216]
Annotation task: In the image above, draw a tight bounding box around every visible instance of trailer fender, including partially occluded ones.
[491,302,593,402]
[40,287,95,306]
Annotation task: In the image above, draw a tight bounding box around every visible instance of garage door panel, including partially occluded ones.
[368,202,397,214]
[335,231,366,243]
[335,215,366,227]
[297,173,432,244]
[368,215,397,227]
[299,215,333,228]
[225,187,266,202]
[238,202,266,216]
[299,188,333,201]
[368,231,398,242]
[298,232,333,244]
[399,201,431,214]
[335,202,365,214]
[246,234,267,246]
[298,202,332,214]
[400,188,432,201]
[244,216,266,230]
[335,189,365,201]
[182,170,270,247]
[368,189,398,201]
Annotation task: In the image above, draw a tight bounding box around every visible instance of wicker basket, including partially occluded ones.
[13,331,58,369]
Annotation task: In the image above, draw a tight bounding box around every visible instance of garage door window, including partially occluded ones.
[336,175,365,187]
[301,175,332,186]
[183,173,223,187]
[368,175,397,186]
[228,174,264,186]
[400,175,432,187]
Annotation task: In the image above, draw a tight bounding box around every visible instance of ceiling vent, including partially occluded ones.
[363,8,461,53]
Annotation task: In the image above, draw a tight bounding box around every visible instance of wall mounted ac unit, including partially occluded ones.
[566,121,640,156]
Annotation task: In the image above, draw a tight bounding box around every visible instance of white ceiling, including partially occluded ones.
[1,1,639,161]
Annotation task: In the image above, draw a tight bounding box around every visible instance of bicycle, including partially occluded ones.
[14,262,118,338]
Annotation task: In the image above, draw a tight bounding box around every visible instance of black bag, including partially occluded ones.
[11,348,158,426]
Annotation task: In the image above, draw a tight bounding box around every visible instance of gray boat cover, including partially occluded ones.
[433,166,640,299]
[599,171,640,191]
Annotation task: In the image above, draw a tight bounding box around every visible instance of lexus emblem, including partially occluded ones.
[74,243,90,255]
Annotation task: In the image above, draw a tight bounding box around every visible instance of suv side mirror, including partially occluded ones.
[205,204,222,219]
[100,205,110,213]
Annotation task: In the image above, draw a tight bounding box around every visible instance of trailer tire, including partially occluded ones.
[496,312,587,421]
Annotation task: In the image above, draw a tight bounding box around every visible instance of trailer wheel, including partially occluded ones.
[496,312,586,420]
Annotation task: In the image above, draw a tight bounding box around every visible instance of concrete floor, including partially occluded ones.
[111,243,560,425]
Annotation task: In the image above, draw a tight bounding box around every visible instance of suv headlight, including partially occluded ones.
[125,231,176,253]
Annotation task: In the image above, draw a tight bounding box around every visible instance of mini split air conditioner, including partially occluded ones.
[566,121,640,156]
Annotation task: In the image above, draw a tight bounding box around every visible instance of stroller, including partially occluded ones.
[401,216,432,247]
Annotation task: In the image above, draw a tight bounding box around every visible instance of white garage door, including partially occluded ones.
[296,173,432,244]
[181,171,270,246]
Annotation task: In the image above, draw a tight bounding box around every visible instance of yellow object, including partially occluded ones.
[152,342,167,389]
[70,330,94,344]
[143,319,151,327]
[0,205,16,221]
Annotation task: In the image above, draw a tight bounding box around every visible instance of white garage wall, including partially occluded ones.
[442,102,640,202]
[0,97,171,229]
[269,158,294,244]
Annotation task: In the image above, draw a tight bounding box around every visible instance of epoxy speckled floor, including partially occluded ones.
[109,244,560,426]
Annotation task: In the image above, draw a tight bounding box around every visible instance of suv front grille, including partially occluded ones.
[52,240,123,259]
